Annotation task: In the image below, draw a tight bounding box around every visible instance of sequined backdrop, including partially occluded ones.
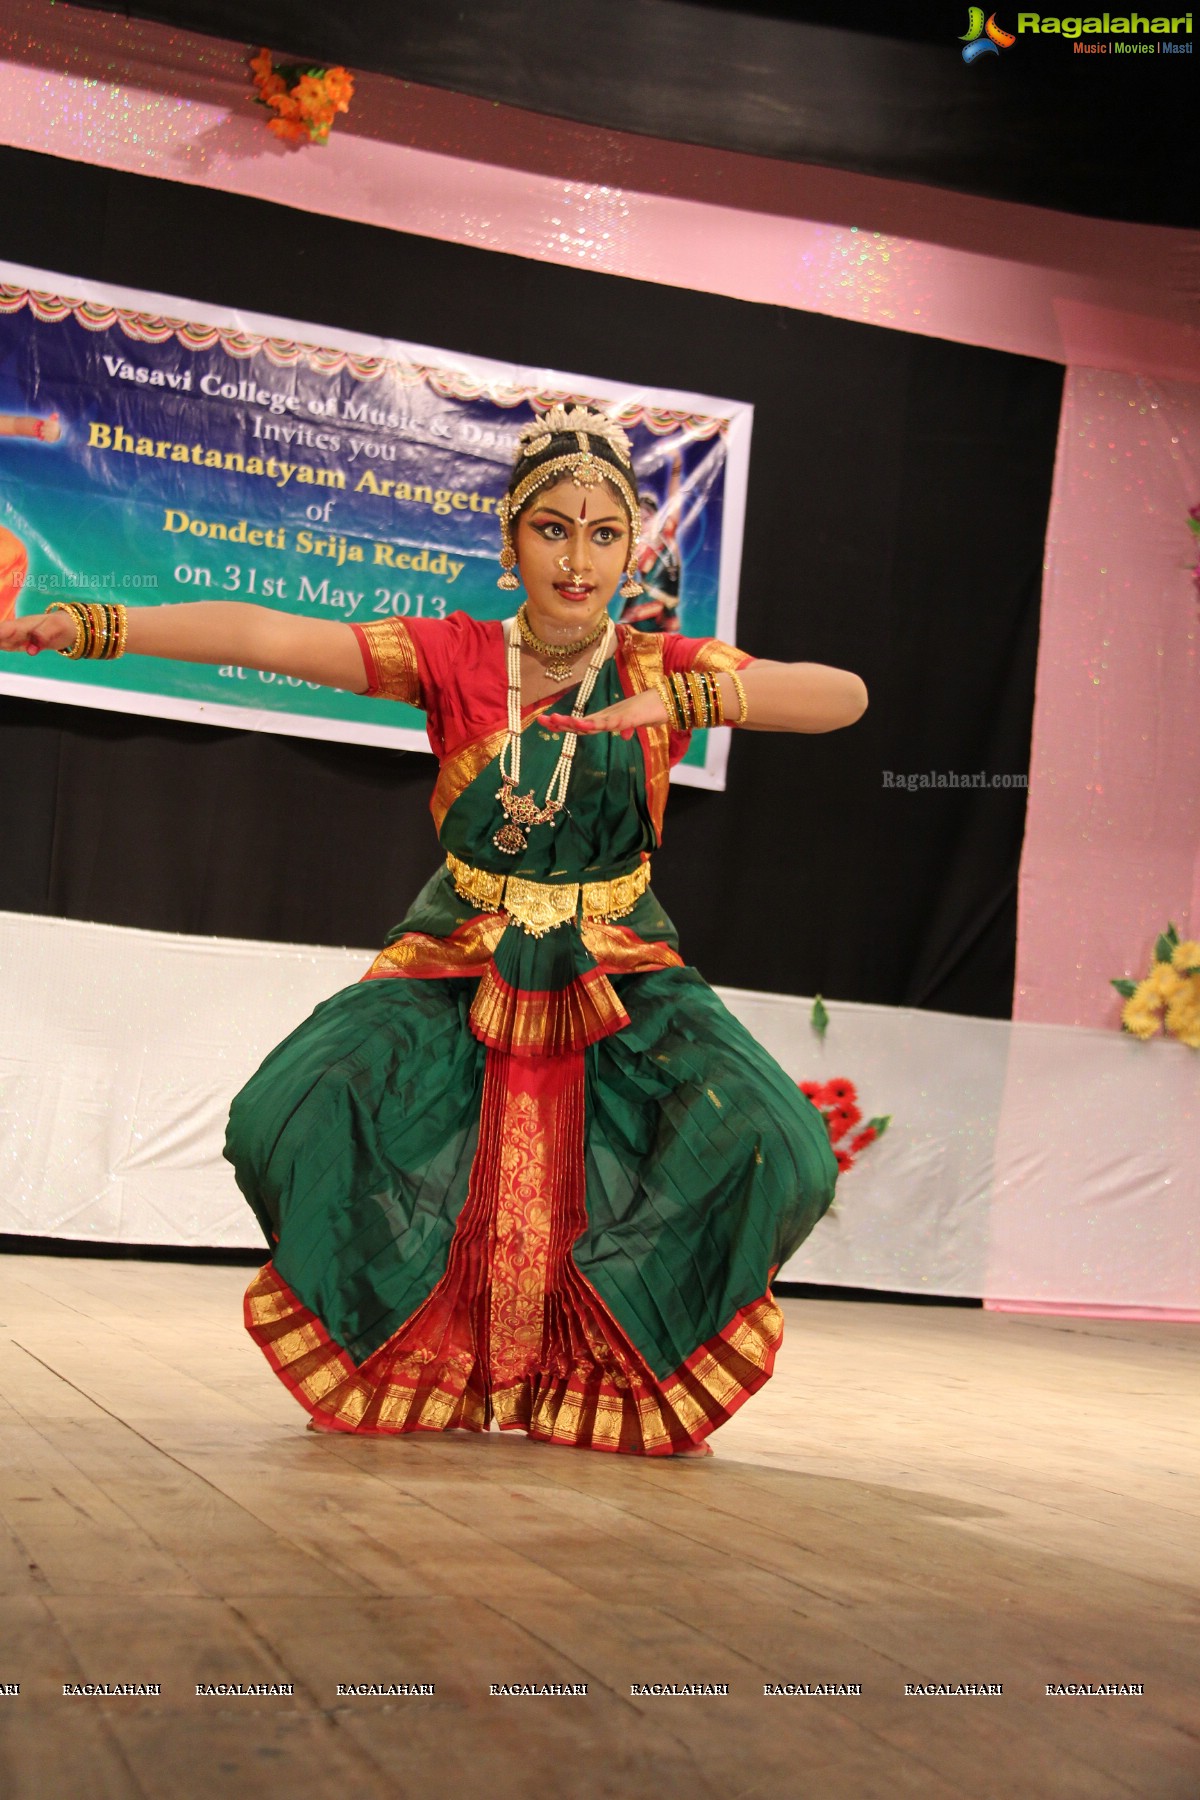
[0,0,1194,377]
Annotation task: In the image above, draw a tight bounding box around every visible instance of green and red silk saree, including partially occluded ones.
[226,613,839,1453]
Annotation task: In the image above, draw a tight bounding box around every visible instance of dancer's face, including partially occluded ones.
[514,477,630,636]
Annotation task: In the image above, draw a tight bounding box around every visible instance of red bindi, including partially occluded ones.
[578,497,587,522]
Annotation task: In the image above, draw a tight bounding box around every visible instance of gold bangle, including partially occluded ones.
[655,677,684,731]
[104,604,127,659]
[47,601,86,659]
[702,670,724,727]
[684,670,704,729]
[671,671,696,730]
[728,669,748,725]
[46,600,130,660]
[107,604,121,657]
[659,677,687,731]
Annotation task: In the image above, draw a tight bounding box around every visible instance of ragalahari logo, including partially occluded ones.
[960,8,1017,58]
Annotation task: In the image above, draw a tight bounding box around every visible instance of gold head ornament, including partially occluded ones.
[514,403,634,467]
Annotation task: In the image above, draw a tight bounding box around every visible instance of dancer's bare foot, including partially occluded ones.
[305,1414,341,1433]
[674,1441,713,1458]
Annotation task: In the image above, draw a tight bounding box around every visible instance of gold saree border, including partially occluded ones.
[691,638,754,675]
[431,725,508,836]
[468,962,630,1055]
[363,914,504,980]
[360,911,681,1006]
[431,701,550,835]
[245,1255,784,1455]
[487,1087,555,1385]
[580,919,684,974]
[616,625,670,842]
[245,1263,490,1436]
[356,617,422,705]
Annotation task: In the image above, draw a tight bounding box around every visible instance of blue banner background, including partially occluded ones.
[0,266,749,784]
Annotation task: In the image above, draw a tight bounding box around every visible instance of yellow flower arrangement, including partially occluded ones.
[1149,960,1182,1001]
[1112,922,1200,1047]
[249,49,355,145]
[1166,980,1200,1049]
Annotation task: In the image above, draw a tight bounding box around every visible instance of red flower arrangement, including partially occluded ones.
[249,49,355,145]
[797,1077,890,1175]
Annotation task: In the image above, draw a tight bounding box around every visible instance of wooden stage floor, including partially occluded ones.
[0,1254,1196,1800]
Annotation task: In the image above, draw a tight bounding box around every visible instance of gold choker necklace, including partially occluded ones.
[516,603,608,681]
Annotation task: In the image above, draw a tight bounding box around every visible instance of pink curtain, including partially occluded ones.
[1015,370,1200,1027]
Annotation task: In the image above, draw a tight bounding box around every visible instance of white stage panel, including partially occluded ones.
[1,911,1196,1311]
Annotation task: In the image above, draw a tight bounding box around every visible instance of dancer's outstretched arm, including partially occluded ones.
[552,660,868,737]
[0,602,367,693]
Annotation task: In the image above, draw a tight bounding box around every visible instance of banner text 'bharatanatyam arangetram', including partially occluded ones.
[0,263,751,788]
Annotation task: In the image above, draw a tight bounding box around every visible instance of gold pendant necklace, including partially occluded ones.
[494,615,613,855]
[516,602,607,681]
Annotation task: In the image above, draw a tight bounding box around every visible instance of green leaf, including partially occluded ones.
[1154,933,1175,963]
[1187,516,1200,535]
[1166,921,1180,945]
[1111,978,1138,998]
[866,1114,891,1137]
[810,996,829,1039]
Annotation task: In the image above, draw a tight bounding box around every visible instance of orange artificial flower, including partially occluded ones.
[250,52,355,145]
[324,67,355,110]
[294,73,330,119]
[249,48,286,99]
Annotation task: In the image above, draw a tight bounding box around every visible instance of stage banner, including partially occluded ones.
[0,261,751,789]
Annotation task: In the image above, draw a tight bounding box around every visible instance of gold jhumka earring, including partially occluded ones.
[497,532,520,591]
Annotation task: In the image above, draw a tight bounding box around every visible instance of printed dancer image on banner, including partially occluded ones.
[0,262,751,790]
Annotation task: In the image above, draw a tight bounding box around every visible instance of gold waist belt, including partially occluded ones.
[445,852,651,938]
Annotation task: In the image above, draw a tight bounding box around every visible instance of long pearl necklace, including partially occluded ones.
[493,614,613,855]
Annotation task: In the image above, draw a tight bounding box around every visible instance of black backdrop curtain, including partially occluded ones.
[75,0,1194,227]
[0,145,1063,1017]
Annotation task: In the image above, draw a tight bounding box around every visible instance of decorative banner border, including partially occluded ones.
[0,261,751,790]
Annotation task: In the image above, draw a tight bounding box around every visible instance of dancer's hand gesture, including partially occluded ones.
[0,611,75,655]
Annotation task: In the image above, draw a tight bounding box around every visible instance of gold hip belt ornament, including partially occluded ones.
[445,853,650,938]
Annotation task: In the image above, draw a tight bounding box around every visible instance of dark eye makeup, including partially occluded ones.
[527,516,626,545]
